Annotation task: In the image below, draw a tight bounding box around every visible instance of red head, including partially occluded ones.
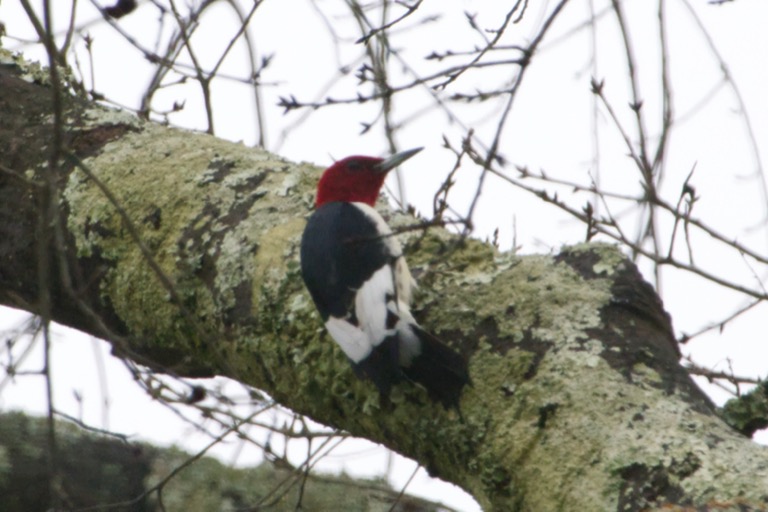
[315,148,423,207]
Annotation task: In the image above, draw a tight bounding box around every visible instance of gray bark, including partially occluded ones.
[1,50,767,511]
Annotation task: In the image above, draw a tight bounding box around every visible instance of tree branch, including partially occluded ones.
[2,54,767,510]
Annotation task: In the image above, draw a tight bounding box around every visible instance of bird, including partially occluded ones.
[299,147,469,408]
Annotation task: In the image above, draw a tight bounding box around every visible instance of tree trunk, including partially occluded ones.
[1,51,767,511]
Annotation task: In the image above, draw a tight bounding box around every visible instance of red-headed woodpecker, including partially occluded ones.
[300,148,469,408]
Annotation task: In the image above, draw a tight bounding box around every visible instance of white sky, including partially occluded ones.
[1,1,767,511]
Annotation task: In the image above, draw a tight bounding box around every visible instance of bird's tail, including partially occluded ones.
[402,326,470,409]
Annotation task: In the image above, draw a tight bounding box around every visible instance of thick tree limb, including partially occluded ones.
[1,52,768,510]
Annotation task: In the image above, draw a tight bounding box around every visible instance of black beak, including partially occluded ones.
[373,147,423,174]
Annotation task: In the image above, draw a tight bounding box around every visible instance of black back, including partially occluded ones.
[300,202,395,321]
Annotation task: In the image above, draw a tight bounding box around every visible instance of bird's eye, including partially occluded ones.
[347,160,362,171]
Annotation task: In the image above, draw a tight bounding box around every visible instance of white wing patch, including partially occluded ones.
[325,317,372,363]
[351,202,415,303]
[395,309,422,366]
[325,202,422,365]
[355,265,396,341]
[326,265,396,364]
